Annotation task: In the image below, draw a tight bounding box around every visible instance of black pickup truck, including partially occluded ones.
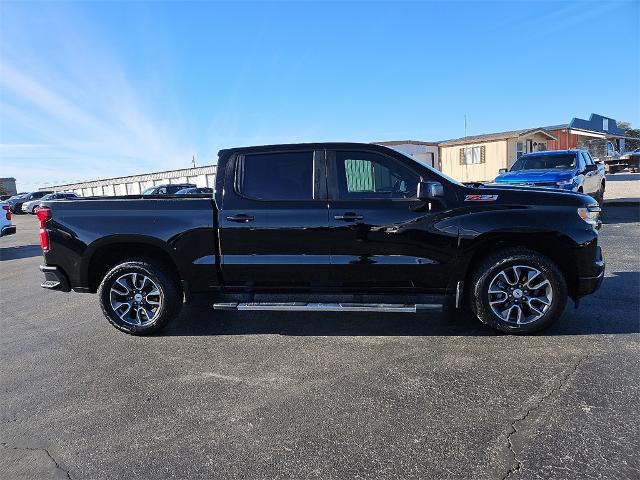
[38,143,604,335]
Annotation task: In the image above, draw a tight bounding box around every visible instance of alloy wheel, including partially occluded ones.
[109,272,163,326]
[487,265,553,325]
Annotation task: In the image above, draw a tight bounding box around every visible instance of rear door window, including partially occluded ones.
[239,151,314,200]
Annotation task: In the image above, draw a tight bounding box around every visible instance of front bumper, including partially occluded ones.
[575,246,605,297]
[1,225,16,236]
[40,264,71,292]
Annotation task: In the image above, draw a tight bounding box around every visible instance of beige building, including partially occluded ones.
[439,128,557,183]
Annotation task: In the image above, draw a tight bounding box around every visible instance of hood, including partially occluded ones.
[495,169,575,184]
[462,184,594,208]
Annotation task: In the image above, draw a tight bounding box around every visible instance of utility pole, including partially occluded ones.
[464,114,467,138]
[191,155,196,168]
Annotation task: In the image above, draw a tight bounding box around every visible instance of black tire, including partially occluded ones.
[469,248,567,334]
[97,258,182,335]
[595,184,605,204]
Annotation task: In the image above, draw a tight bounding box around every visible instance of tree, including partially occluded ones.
[0,184,8,196]
[617,121,640,151]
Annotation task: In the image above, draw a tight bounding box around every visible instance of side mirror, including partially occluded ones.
[584,164,598,173]
[498,168,508,174]
[417,181,444,200]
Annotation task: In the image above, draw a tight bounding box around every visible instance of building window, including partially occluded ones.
[459,146,485,165]
[603,118,609,131]
[516,142,524,158]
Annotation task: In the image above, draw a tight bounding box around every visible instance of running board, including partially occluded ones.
[213,302,442,313]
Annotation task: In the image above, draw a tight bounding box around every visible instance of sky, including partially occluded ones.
[0,0,638,191]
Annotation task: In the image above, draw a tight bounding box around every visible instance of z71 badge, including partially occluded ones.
[465,194,498,202]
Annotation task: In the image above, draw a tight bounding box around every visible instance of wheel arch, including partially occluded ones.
[84,236,182,293]
[461,232,580,299]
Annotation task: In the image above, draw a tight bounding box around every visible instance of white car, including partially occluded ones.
[1,203,16,236]
[21,192,79,214]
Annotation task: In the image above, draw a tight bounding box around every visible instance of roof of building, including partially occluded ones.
[40,165,217,191]
[373,140,439,146]
[438,128,556,147]
[544,113,625,137]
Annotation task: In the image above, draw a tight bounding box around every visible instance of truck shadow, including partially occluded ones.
[0,244,42,261]
[600,205,639,225]
[166,302,489,337]
[164,270,639,337]
[605,173,639,182]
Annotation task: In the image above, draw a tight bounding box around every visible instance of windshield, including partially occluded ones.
[141,186,157,195]
[510,154,576,171]
[40,194,55,201]
[391,148,464,187]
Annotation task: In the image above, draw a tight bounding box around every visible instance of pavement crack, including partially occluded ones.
[1,441,73,479]
[501,348,594,480]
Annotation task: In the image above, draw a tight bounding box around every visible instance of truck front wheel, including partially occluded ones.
[469,248,567,334]
[97,258,182,335]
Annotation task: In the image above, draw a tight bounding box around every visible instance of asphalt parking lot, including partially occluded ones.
[1,208,638,480]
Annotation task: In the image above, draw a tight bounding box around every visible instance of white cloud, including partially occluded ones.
[0,5,194,191]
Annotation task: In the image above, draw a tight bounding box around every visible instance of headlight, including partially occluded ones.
[578,205,601,227]
[556,179,574,186]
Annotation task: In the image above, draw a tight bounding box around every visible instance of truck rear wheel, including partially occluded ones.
[97,258,182,335]
[469,248,567,334]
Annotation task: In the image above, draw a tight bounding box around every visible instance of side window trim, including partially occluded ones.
[233,149,326,202]
[578,152,587,169]
[584,151,594,165]
[327,149,424,202]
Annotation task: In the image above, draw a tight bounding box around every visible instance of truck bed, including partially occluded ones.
[40,196,220,294]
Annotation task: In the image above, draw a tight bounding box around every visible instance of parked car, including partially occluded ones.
[140,183,196,195]
[8,190,54,214]
[175,187,213,194]
[21,192,79,214]
[1,203,16,236]
[38,142,604,336]
[618,149,640,173]
[494,149,606,203]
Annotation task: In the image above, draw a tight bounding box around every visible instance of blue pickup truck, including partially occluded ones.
[494,149,606,203]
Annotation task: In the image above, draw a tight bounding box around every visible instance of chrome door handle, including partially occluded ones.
[334,213,363,221]
[226,214,255,223]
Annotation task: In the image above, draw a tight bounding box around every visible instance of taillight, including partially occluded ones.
[2,205,10,221]
[36,207,52,251]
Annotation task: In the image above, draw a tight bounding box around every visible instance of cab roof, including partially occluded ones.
[219,142,396,156]
[521,149,582,157]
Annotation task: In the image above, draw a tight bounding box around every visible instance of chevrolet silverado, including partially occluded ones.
[38,143,604,335]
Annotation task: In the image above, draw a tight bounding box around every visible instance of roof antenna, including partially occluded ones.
[191,155,196,168]
[464,114,467,138]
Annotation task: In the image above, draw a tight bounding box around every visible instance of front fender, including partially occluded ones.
[452,204,597,286]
